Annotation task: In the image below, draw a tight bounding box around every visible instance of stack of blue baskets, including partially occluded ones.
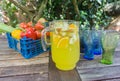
[6,33,49,59]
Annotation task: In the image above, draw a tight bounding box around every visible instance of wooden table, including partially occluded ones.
[1,34,120,81]
[0,34,48,81]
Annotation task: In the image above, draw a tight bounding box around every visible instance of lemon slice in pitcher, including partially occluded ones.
[53,34,62,45]
[69,24,77,29]
[57,37,69,48]
[69,24,78,32]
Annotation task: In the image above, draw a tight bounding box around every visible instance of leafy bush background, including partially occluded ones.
[1,0,115,29]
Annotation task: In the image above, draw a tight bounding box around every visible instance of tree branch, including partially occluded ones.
[78,0,83,4]
[34,0,48,22]
[8,0,33,20]
[106,16,120,29]
[72,0,80,20]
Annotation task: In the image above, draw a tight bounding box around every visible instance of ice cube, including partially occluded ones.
[69,34,77,44]
[73,34,77,41]
[69,38,74,44]
[61,22,69,31]
[54,22,62,28]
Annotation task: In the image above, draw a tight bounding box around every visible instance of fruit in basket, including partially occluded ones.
[11,29,22,40]
[20,32,26,38]
[20,22,33,29]
[20,22,28,29]
[21,27,37,40]
[18,20,49,40]
[35,31,41,39]
[27,22,33,27]
[35,22,44,30]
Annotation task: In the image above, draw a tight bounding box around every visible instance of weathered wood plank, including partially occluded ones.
[49,55,81,81]
[0,51,18,55]
[0,45,12,49]
[0,40,8,43]
[0,49,17,51]
[0,50,18,54]
[77,51,120,69]
[77,65,120,81]
[0,64,48,77]
[105,78,120,81]
[0,36,6,39]
[77,58,120,70]
[0,51,48,60]
[0,56,48,67]
[0,73,48,81]
[0,39,8,42]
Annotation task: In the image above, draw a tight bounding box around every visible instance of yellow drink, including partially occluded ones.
[51,23,80,71]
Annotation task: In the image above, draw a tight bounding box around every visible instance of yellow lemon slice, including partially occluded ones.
[57,37,69,48]
[68,24,78,33]
[69,24,77,29]
[53,34,62,45]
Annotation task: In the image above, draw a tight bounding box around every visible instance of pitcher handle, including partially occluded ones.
[41,27,51,51]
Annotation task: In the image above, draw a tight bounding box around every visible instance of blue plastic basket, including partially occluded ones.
[6,33,49,59]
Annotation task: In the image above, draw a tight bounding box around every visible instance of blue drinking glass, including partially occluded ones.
[92,29,103,55]
[83,30,94,60]
[80,29,85,53]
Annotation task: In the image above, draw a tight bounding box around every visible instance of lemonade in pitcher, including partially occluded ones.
[41,20,80,71]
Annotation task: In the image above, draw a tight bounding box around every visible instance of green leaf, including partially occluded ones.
[0,23,15,32]
[97,0,102,4]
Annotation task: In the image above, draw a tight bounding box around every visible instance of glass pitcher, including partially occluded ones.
[41,20,80,71]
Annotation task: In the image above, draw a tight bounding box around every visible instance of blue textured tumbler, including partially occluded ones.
[92,29,103,55]
[83,30,94,60]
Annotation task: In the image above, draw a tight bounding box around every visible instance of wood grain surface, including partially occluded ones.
[77,44,120,81]
[0,34,48,81]
[49,55,82,81]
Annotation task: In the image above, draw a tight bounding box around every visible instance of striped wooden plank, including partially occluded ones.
[0,73,48,81]
[0,52,48,60]
[0,64,48,77]
[0,56,48,67]
[78,65,120,81]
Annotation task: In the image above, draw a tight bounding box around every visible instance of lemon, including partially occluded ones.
[69,24,77,29]
[57,37,69,48]
[69,24,78,33]
[53,34,62,45]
